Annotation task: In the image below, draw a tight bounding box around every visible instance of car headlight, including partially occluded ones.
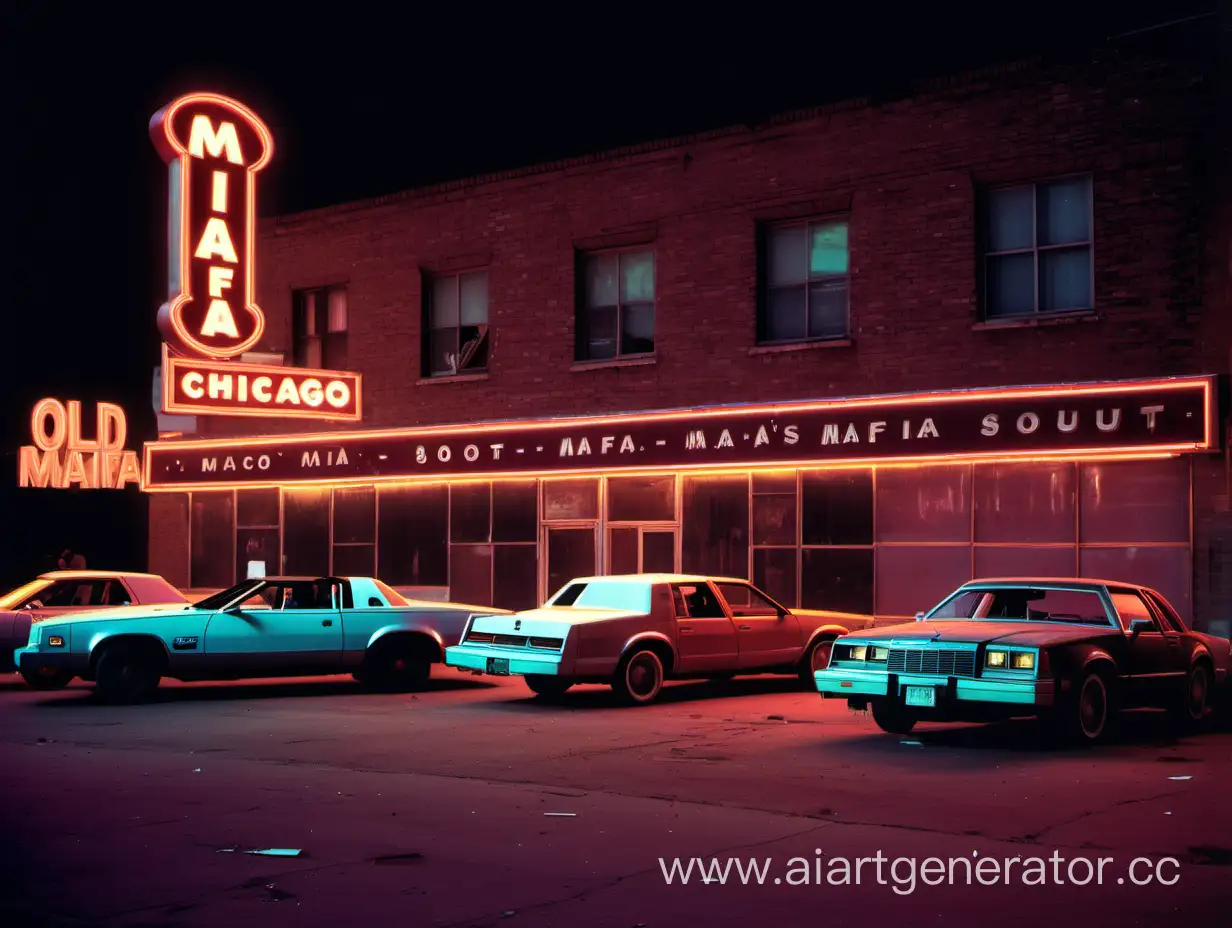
[986,649,1008,668]
[1011,651,1034,670]
[870,647,888,662]
[850,645,868,661]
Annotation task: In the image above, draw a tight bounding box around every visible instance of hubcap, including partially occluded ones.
[1079,676,1106,738]
[811,641,834,672]
[627,654,660,698]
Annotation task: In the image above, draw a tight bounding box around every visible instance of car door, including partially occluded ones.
[671,582,738,673]
[1108,588,1186,706]
[203,579,344,674]
[715,581,802,670]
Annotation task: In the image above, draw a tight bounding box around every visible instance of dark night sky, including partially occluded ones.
[0,1,1217,586]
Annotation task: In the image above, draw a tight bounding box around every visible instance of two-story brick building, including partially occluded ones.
[143,43,1232,632]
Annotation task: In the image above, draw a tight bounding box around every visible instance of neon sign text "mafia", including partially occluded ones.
[151,93,273,360]
[18,400,141,489]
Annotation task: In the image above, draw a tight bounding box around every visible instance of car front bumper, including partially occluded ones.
[444,644,564,677]
[14,646,89,676]
[814,667,1055,707]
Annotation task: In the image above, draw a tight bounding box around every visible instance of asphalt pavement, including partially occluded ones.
[1,671,1229,926]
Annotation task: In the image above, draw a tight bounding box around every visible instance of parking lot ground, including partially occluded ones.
[1,671,1230,926]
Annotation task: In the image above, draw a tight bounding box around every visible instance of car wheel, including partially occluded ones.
[525,675,573,699]
[1048,667,1115,745]
[612,648,665,706]
[20,667,74,691]
[799,636,836,686]
[362,637,433,692]
[94,643,161,704]
[1168,661,1211,731]
[870,698,917,734]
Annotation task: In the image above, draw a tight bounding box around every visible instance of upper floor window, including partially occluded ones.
[760,218,849,343]
[577,249,655,361]
[424,270,489,377]
[293,285,348,369]
[983,175,1092,319]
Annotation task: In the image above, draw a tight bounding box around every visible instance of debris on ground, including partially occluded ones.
[1168,775,1193,781]
[543,812,577,817]
[900,740,923,746]
[373,852,423,865]
[248,848,304,857]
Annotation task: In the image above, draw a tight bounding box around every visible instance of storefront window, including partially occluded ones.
[1080,545,1192,624]
[546,527,597,596]
[283,488,330,576]
[681,475,749,579]
[801,470,872,545]
[191,491,234,589]
[875,466,971,543]
[801,547,873,614]
[235,488,278,582]
[754,547,797,607]
[333,487,375,578]
[875,545,971,618]
[975,462,1076,543]
[607,475,675,522]
[494,544,538,610]
[610,527,639,574]
[1079,459,1189,544]
[974,545,1076,579]
[542,479,598,521]
[377,485,448,587]
[753,492,796,546]
[493,480,538,542]
[450,543,493,606]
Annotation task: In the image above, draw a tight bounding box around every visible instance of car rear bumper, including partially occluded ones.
[814,668,1054,707]
[445,644,564,677]
[14,646,88,676]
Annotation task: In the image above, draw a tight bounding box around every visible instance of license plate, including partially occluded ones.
[486,657,510,675]
[905,686,936,708]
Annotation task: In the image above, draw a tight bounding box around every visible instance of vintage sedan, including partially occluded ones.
[813,577,1232,743]
[13,575,509,702]
[444,573,874,705]
[1,570,189,680]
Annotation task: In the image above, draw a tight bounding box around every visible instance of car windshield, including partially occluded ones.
[929,586,1112,626]
[193,580,264,611]
[0,579,50,610]
[371,579,409,606]
[549,581,651,612]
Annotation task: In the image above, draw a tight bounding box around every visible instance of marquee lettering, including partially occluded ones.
[18,399,140,489]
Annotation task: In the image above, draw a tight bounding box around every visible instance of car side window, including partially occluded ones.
[100,580,130,606]
[670,585,689,617]
[717,583,779,615]
[1143,591,1185,632]
[677,584,725,618]
[1108,591,1160,632]
[40,581,106,607]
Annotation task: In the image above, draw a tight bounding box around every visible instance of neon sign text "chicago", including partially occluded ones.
[18,400,141,489]
[150,92,273,360]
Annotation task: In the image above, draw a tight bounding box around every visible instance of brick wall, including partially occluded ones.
[147,493,189,590]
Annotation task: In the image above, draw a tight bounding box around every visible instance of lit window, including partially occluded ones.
[760,219,849,343]
[577,249,655,361]
[425,270,489,376]
[293,285,348,369]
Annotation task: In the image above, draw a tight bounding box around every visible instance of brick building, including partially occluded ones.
[144,44,1232,633]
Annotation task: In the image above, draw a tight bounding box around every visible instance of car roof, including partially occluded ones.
[563,573,751,585]
[39,570,168,581]
[960,577,1150,592]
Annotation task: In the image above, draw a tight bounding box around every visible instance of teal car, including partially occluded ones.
[14,575,508,703]
[814,577,1232,744]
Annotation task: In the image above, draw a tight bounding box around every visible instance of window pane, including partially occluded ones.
[327,289,347,332]
[809,221,848,275]
[450,483,491,543]
[620,302,655,355]
[586,253,619,307]
[458,325,489,371]
[875,466,971,543]
[236,488,279,528]
[547,527,596,596]
[1079,459,1189,544]
[806,279,848,338]
[974,463,1076,543]
[333,544,375,578]
[754,547,797,607]
[765,286,807,341]
[1080,546,1191,626]
[492,480,538,543]
[986,186,1034,252]
[302,291,318,336]
[543,479,598,520]
[1039,247,1091,312]
[191,491,234,589]
[322,332,348,371]
[875,545,971,618]
[428,327,458,375]
[450,544,493,606]
[610,527,639,574]
[752,471,796,493]
[377,485,448,587]
[973,545,1076,579]
[494,544,538,611]
[333,486,375,544]
[460,271,488,325]
[801,547,873,614]
[681,476,749,578]
[642,531,676,573]
[767,225,807,285]
[237,528,279,581]
[585,305,618,360]
[619,251,654,302]
[801,470,873,545]
[607,475,674,522]
[986,253,1035,317]
[430,275,458,328]
[282,488,330,576]
[753,493,796,545]
[305,339,322,369]
[1038,177,1090,246]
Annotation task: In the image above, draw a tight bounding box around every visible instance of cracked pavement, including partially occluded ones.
[0,671,1229,926]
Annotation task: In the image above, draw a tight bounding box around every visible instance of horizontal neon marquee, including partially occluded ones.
[141,376,1217,491]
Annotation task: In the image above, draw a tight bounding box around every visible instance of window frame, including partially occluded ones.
[575,246,656,362]
[422,267,490,377]
[292,284,349,369]
[980,173,1094,320]
[757,215,852,346]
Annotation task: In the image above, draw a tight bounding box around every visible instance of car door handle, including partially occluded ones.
[679,625,692,632]
[322,619,333,627]
[739,625,752,631]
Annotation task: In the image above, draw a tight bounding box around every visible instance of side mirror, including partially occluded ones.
[1129,618,1155,635]
[914,612,925,622]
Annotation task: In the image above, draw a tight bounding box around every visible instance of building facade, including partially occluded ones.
[144,46,1232,633]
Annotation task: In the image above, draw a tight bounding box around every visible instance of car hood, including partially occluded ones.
[29,603,200,625]
[846,619,1120,647]
[468,606,645,638]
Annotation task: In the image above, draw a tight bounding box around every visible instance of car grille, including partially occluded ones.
[887,648,975,677]
[464,631,564,651]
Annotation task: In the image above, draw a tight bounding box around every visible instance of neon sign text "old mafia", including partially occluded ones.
[18,400,141,489]
[150,93,273,360]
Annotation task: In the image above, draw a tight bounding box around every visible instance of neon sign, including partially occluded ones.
[19,399,141,489]
[150,93,272,360]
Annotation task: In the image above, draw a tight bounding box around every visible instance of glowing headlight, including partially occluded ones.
[1011,651,1035,670]
[47,635,64,647]
[847,645,868,661]
[986,649,1007,668]
[870,647,888,662]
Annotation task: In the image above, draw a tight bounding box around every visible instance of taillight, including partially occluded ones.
[1036,650,1051,676]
